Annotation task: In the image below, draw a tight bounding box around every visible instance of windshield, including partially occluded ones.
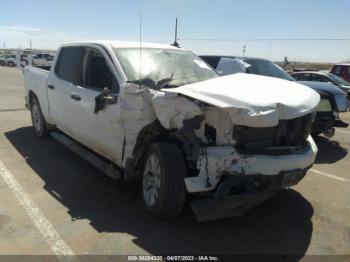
[327,72,350,86]
[114,48,218,87]
[244,59,294,81]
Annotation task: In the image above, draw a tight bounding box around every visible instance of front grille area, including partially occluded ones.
[233,113,314,155]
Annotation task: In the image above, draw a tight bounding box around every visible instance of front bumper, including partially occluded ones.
[185,135,317,193]
[191,167,308,221]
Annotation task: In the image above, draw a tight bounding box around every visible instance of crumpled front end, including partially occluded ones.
[157,74,319,176]
[185,135,317,193]
[182,108,318,221]
[121,75,320,221]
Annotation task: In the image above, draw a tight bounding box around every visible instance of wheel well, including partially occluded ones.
[130,121,169,172]
[27,91,55,130]
[28,90,36,108]
[124,120,200,180]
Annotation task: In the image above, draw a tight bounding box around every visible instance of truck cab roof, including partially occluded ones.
[61,40,186,51]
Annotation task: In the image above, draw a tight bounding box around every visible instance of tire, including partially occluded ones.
[142,143,187,219]
[0,61,5,66]
[30,96,49,137]
[7,61,15,67]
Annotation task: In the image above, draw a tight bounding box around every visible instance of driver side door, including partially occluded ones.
[67,46,125,166]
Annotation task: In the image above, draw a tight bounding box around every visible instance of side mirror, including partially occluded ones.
[94,87,117,114]
[104,93,118,104]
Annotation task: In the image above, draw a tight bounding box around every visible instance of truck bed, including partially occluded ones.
[23,66,50,120]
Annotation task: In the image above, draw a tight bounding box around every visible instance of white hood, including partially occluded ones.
[162,73,320,127]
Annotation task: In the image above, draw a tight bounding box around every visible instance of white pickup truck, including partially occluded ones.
[23,41,320,221]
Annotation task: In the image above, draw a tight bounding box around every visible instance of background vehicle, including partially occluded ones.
[33,53,55,67]
[23,41,319,221]
[0,56,6,66]
[331,64,350,82]
[6,57,16,67]
[291,71,350,97]
[200,55,349,137]
[0,54,16,66]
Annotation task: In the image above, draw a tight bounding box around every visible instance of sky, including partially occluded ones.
[1,0,349,62]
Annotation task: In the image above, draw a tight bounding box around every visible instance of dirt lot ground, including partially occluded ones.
[0,67,349,259]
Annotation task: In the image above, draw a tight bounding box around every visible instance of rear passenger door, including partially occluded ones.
[47,46,83,135]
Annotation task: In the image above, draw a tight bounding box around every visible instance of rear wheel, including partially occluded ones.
[30,96,49,137]
[142,143,187,219]
[0,61,5,66]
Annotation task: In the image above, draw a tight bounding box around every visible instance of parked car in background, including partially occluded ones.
[0,54,16,66]
[6,55,17,67]
[200,55,349,137]
[23,41,320,221]
[331,64,350,82]
[0,56,6,66]
[290,71,350,97]
[33,53,55,67]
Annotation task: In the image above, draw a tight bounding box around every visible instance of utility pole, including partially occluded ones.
[29,38,32,50]
[242,45,246,57]
[3,42,5,55]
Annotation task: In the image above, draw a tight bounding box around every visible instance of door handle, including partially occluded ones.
[48,85,55,90]
[70,94,81,101]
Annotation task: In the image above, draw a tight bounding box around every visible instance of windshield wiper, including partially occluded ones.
[127,73,177,89]
[156,73,175,89]
[126,78,157,88]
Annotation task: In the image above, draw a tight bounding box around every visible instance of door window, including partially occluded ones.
[292,73,310,81]
[55,47,83,82]
[310,74,329,83]
[80,48,119,93]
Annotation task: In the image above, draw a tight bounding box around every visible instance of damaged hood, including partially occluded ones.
[162,73,320,127]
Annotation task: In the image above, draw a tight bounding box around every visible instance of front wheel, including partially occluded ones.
[142,143,187,219]
[30,96,49,137]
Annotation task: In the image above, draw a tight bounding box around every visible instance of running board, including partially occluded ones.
[51,132,121,180]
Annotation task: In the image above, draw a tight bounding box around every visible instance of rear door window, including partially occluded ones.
[55,47,83,83]
[295,73,311,81]
[311,74,329,82]
[292,73,309,81]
